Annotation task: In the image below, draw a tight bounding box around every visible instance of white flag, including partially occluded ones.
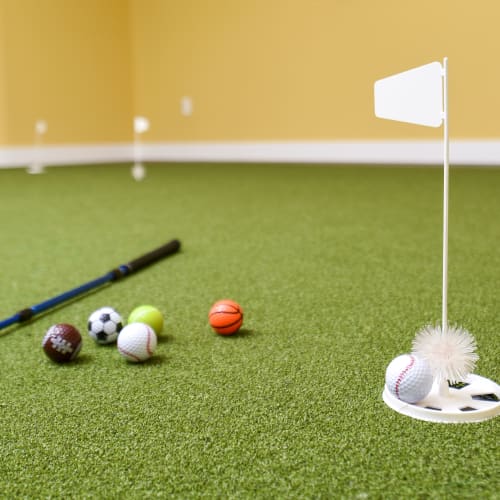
[374,62,443,127]
[134,116,150,134]
[35,120,48,135]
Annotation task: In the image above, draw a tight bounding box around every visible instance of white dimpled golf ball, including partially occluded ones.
[385,354,434,403]
[117,322,157,362]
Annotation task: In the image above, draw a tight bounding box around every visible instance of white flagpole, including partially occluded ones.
[134,128,140,164]
[132,117,149,181]
[442,57,449,336]
[439,57,450,397]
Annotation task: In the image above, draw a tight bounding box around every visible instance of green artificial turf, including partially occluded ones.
[0,163,498,498]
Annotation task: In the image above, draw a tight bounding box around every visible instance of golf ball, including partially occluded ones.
[385,354,434,403]
[117,322,157,362]
[128,305,163,335]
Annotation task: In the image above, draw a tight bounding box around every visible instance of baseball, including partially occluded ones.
[117,322,157,362]
[385,353,434,403]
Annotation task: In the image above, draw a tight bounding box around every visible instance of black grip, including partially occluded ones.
[126,239,181,273]
[17,308,35,322]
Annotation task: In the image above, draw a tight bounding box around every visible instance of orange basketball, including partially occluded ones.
[208,299,244,335]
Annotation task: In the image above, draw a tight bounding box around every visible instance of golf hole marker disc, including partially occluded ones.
[383,374,500,423]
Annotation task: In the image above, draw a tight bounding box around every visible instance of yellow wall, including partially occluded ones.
[1,0,499,146]
[129,0,500,141]
[0,2,6,144]
[0,0,133,145]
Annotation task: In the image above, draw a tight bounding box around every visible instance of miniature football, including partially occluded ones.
[42,323,83,363]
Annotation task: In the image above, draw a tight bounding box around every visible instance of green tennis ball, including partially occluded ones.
[128,305,164,335]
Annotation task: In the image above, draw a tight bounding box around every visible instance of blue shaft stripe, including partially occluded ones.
[30,273,115,314]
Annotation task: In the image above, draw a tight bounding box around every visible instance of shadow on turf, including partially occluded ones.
[69,353,93,366]
[123,353,168,366]
[218,328,254,339]
[43,353,94,366]
[0,325,19,338]
[157,334,174,345]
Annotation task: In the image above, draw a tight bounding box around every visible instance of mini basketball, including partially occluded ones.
[208,299,244,335]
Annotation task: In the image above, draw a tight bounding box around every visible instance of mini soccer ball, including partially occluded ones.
[88,307,123,344]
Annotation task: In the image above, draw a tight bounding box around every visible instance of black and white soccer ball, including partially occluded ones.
[87,307,123,344]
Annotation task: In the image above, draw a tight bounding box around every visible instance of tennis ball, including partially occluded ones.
[117,322,157,362]
[128,305,163,335]
[208,299,244,335]
[42,323,82,363]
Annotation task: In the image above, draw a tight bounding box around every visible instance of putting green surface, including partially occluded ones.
[0,163,498,498]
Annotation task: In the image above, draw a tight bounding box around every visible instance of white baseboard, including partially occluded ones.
[1,140,500,168]
[0,143,133,168]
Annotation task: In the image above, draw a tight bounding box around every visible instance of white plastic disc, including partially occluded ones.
[27,162,45,174]
[131,162,146,181]
[383,374,500,423]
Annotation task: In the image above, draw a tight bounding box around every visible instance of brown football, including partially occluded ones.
[42,323,82,363]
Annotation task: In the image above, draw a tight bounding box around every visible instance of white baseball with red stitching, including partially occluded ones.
[385,354,434,403]
[117,322,157,362]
